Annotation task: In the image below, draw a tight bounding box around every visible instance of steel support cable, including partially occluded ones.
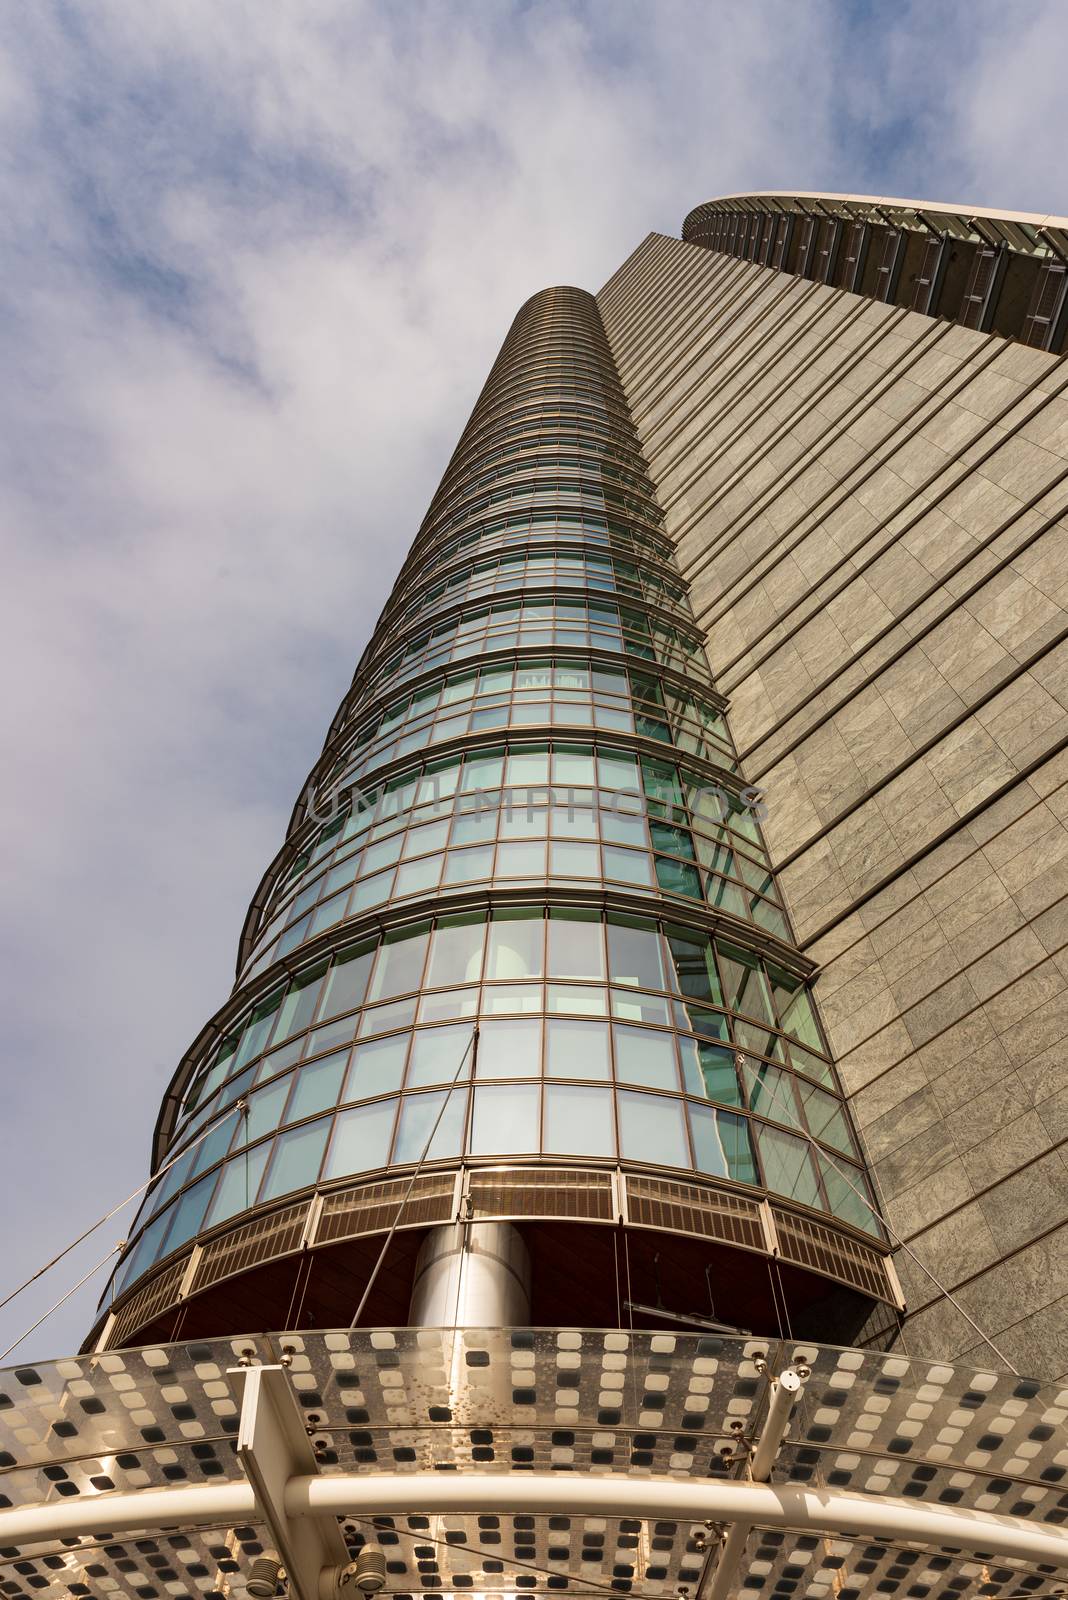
[735,1053,1019,1373]
[0,1242,123,1362]
[0,1102,246,1319]
[348,1023,478,1329]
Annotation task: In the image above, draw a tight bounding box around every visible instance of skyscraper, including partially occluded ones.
[4,194,1068,1600]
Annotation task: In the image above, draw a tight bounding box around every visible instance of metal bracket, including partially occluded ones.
[232,1364,351,1600]
[697,1365,807,1600]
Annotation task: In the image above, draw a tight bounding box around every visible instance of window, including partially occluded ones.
[718,942,775,1026]
[343,1035,408,1101]
[665,926,723,1005]
[607,917,665,990]
[544,1084,614,1156]
[486,910,544,979]
[757,1125,821,1209]
[426,916,486,988]
[393,1089,468,1163]
[618,1091,688,1167]
[323,1100,397,1181]
[547,908,604,980]
[243,1079,290,1144]
[286,1051,348,1122]
[368,926,429,1002]
[407,1023,476,1088]
[544,1017,611,1079]
[470,1084,539,1154]
[260,1119,330,1202]
[206,1145,272,1228]
[275,963,328,1042]
[477,1017,542,1078]
[614,1024,677,1090]
[690,1105,756,1183]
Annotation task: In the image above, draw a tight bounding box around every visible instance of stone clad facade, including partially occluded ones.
[599,231,1068,1380]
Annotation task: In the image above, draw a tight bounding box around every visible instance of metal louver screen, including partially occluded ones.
[772,1207,893,1302]
[108,1257,186,1348]
[317,1174,455,1244]
[190,1201,310,1294]
[467,1167,615,1221]
[626,1173,764,1250]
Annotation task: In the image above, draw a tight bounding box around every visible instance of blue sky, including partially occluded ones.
[2,0,1067,1362]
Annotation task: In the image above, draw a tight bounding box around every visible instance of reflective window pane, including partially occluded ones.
[486,911,544,979]
[345,1032,409,1097]
[614,1024,678,1090]
[368,926,429,1001]
[470,1083,539,1154]
[757,1125,821,1209]
[407,1022,476,1088]
[548,909,605,979]
[607,917,666,989]
[426,916,486,988]
[477,1017,542,1078]
[393,1089,468,1163]
[323,1100,397,1181]
[545,1084,614,1156]
[260,1119,330,1202]
[618,1091,688,1166]
[545,1017,611,1079]
[287,1051,349,1122]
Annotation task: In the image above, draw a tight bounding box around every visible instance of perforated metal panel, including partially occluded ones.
[1,1331,1066,1600]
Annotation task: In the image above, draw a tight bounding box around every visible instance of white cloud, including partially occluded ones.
[0,0,1066,1359]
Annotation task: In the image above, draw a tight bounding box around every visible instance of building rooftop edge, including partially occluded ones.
[684,188,1068,231]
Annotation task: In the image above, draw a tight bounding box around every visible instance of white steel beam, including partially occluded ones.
[4,1471,1068,1571]
[700,1365,805,1600]
[235,1364,351,1600]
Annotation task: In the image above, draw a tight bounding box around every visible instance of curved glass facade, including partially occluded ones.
[96,286,891,1347]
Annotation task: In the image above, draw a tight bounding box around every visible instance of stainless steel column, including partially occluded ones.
[408,1221,531,1326]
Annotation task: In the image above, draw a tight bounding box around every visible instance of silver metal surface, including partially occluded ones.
[2,1331,1067,1600]
[407,1220,531,1326]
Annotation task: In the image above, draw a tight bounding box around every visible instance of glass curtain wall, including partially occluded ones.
[106,287,880,1311]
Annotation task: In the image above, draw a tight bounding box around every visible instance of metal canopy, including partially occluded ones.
[1,1329,1066,1600]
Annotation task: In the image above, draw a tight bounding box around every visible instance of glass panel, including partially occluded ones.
[549,840,600,876]
[797,1080,856,1155]
[607,917,666,989]
[323,1100,397,1180]
[287,1051,348,1122]
[603,845,653,885]
[666,926,724,1005]
[482,982,543,1015]
[345,1032,409,1097]
[757,1125,821,1208]
[407,1022,476,1087]
[768,966,825,1051]
[368,926,429,1001]
[610,987,672,1025]
[745,1059,796,1123]
[618,1091,688,1166]
[477,1017,542,1078]
[544,1017,611,1079]
[205,1145,272,1227]
[393,1089,468,1163]
[486,910,544,979]
[188,1111,240,1181]
[544,1084,614,1156]
[718,941,775,1025]
[613,1024,678,1090]
[244,1078,291,1143]
[470,1083,540,1155]
[547,909,605,979]
[690,1105,757,1183]
[162,1174,217,1253]
[274,963,328,1041]
[260,1119,330,1202]
[679,1038,741,1105]
[395,855,443,896]
[818,1152,882,1235]
[426,916,486,988]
